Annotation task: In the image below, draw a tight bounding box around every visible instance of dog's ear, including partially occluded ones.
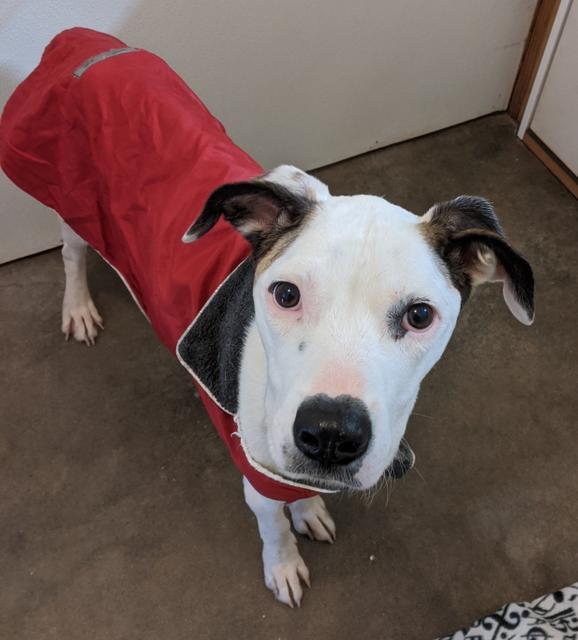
[422,196,534,325]
[182,166,328,255]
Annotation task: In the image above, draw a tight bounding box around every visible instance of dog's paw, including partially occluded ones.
[288,496,336,543]
[62,298,103,346]
[263,533,310,608]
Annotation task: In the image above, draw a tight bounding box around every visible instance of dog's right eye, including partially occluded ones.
[402,303,435,331]
[270,281,301,308]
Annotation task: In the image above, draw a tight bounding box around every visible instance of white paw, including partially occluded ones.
[288,496,336,543]
[263,534,310,608]
[62,298,103,346]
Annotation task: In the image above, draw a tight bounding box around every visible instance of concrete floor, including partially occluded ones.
[1,114,577,640]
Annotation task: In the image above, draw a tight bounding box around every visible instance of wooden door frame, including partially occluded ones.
[508,0,561,122]
[509,0,577,198]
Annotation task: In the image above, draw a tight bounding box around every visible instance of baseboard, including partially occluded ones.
[523,130,578,198]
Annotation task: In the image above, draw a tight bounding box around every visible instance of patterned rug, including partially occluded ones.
[440,583,578,639]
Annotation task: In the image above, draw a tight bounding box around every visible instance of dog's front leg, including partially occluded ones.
[243,477,310,607]
[60,221,103,345]
[288,496,336,543]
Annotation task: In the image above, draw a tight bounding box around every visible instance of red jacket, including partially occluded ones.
[0,28,318,502]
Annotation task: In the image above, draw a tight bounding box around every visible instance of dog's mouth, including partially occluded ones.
[384,440,415,479]
[284,441,415,491]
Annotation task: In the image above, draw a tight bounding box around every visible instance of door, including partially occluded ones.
[530,0,578,175]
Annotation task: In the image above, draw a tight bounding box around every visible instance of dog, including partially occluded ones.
[1,28,534,607]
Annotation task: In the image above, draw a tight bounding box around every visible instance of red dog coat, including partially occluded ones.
[0,28,319,502]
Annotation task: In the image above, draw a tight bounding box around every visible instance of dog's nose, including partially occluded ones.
[293,394,371,466]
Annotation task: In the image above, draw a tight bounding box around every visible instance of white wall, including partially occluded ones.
[0,0,537,263]
[530,0,578,175]
[0,0,142,263]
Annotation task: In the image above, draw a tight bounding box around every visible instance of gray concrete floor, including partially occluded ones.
[1,114,577,640]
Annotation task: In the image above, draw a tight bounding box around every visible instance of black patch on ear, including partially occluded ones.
[451,229,534,321]
[428,196,503,238]
[183,180,313,259]
[425,196,534,321]
[177,259,255,414]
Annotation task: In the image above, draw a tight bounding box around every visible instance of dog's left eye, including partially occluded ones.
[271,281,301,308]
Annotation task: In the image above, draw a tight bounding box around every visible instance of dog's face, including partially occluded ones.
[184,166,534,491]
[251,187,464,491]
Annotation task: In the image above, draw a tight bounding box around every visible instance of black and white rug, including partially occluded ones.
[440,582,578,640]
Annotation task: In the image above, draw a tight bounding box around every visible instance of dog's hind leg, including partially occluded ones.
[288,496,336,543]
[60,220,103,345]
[243,478,310,608]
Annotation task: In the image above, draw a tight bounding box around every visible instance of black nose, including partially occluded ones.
[293,394,371,466]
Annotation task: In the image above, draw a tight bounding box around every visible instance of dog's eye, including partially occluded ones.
[271,281,301,308]
[403,303,434,331]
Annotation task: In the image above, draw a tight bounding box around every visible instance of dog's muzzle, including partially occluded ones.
[385,440,415,479]
[293,394,371,466]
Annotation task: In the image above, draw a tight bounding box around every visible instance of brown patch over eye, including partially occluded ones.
[387,297,435,339]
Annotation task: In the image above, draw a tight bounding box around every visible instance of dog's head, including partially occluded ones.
[184,166,534,491]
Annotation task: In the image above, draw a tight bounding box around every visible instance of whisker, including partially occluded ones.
[412,464,426,484]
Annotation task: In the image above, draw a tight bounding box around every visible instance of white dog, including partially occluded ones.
[1,28,534,607]
[60,176,534,606]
